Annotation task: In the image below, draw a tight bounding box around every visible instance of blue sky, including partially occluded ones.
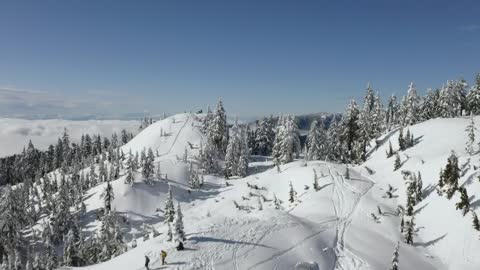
[0,0,479,119]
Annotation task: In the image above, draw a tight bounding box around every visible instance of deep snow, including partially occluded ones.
[62,114,480,270]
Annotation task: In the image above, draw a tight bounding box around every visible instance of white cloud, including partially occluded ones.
[0,86,145,119]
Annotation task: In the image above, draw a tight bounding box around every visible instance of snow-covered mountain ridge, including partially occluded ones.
[68,114,480,270]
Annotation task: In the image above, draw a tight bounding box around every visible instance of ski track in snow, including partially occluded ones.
[156,114,190,157]
[246,217,337,270]
[328,165,374,270]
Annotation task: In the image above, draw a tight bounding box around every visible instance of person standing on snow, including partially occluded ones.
[161,250,167,265]
[145,255,150,270]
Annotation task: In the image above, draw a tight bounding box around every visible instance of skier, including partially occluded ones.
[161,250,167,265]
[145,255,150,270]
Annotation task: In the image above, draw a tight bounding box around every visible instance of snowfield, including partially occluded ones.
[60,113,480,270]
[0,118,139,157]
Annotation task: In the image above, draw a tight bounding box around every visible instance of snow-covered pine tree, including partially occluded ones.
[472,211,480,231]
[416,172,423,203]
[421,88,441,121]
[273,115,301,164]
[198,140,216,174]
[208,100,228,159]
[188,162,200,189]
[386,94,399,130]
[125,150,134,185]
[440,80,467,118]
[142,148,155,184]
[466,114,476,155]
[441,151,460,199]
[339,100,360,162]
[101,179,114,213]
[390,242,400,270]
[404,216,415,245]
[164,185,175,223]
[224,120,240,177]
[467,73,480,115]
[306,120,322,160]
[398,127,406,151]
[455,187,470,216]
[202,105,213,134]
[372,92,386,137]
[404,82,420,125]
[254,117,275,155]
[394,153,401,171]
[288,181,296,203]
[173,202,186,245]
[237,127,250,177]
[326,117,342,162]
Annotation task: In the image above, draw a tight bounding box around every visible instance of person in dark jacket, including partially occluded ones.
[145,255,150,270]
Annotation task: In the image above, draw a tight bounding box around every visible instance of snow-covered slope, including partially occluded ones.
[69,114,460,270]
[359,117,480,270]
[0,118,138,157]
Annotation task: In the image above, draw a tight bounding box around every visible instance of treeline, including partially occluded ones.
[0,129,135,186]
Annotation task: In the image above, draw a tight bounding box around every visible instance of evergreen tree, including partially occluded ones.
[439,80,467,117]
[326,117,342,162]
[198,140,216,174]
[455,187,470,216]
[441,151,460,199]
[207,100,228,159]
[386,94,399,130]
[225,120,241,177]
[394,153,401,171]
[467,73,480,115]
[306,120,323,160]
[398,127,406,151]
[188,163,200,189]
[466,114,476,155]
[202,105,213,134]
[404,82,420,125]
[142,148,155,184]
[101,180,114,213]
[404,216,415,245]
[121,129,130,145]
[254,117,275,155]
[288,181,296,203]
[173,202,186,245]
[421,88,441,120]
[272,115,301,164]
[339,100,360,162]
[125,150,135,185]
[390,242,400,270]
[164,186,175,223]
[472,211,480,231]
[416,172,423,203]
